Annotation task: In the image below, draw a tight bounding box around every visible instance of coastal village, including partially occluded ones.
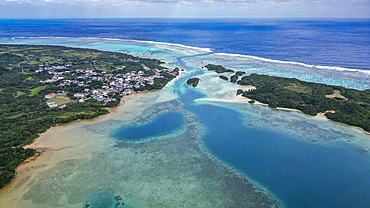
[40,60,178,108]
[0,45,182,189]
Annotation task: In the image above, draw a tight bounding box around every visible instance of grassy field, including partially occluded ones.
[47,96,71,105]
[325,90,347,100]
[284,83,311,93]
[27,61,41,65]
[30,85,47,96]
[15,91,26,97]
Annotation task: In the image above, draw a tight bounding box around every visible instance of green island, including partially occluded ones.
[205,64,234,73]
[187,77,200,87]
[0,44,179,188]
[216,68,370,133]
[219,75,228,81]
[229,71,246,83]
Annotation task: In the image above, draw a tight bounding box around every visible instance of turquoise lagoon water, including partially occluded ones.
[187,103,370,208]
[113,112,185,141]
[174,54,370,208]
[1,38,369,207]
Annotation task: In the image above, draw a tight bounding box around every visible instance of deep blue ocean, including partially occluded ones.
[0,18,369,70]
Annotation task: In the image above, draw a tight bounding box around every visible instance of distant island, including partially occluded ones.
[187,77,200,87]
[205,64,234,73]
[215,67,370,133]
[0,44,179,188]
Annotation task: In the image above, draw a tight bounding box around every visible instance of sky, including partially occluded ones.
[0,0,369,19]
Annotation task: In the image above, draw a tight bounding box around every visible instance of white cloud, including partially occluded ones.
[2,0,369,4]
[0,0,369,18]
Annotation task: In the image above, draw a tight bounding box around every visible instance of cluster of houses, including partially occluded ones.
[42,63,178,108]
[38,66,71,83]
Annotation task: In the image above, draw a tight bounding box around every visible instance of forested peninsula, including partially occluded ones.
[214,67,370,133]
[0,45,179,188]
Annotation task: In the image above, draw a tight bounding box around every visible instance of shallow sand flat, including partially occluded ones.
[0,82,280,208]
[0,89,175,207]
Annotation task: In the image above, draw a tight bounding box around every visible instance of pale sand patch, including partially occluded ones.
[196,95,304,113]
[325,90,347,100]
[315,113,328,120]
[315,111,335,120]
[165,69,183,87]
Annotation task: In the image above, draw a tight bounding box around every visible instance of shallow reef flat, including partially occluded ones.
[182,53,370,90]
[0,90,280,208]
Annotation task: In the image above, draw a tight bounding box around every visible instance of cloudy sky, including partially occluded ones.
[0,0,369,18]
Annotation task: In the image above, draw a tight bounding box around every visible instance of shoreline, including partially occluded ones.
[196,95,370,136]
[3,106,115,189]
[165,69,183,87]
[0,150,44,192]
[2,76,178,190]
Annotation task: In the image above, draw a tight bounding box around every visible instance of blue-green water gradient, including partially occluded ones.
[113,112,185,141]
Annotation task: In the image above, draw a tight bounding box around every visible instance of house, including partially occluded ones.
[74,93,85,98]
[45,93,56,99]
[58,104,67,109]
[47,102,58,108]
[56,91,68,96]
[245,86,256,92]
[93,96,104,101]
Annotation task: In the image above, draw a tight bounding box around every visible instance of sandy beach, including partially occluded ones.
[196,95,302,113]
[196,95,335,118]
[165,69,183,87]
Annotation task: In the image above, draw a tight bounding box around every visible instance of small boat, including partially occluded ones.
[364,148,368,152]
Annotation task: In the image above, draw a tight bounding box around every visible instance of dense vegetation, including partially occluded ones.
[0,45,176,188]
[237,89,244,95]
[235,71,246,76]
[235,73,370,132]
[220,71,245,83]
[230,75,238,83]
[187,78,200,87]
[219,75,228,81]
[204,64,234,73]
